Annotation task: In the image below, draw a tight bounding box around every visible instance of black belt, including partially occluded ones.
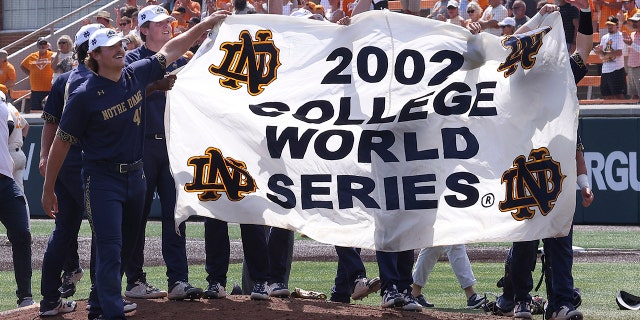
[94,159,143,173]
[145,133,165,140]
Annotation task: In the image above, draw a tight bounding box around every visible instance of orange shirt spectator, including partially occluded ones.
[20,45,54,92]
[476,0,489,12]
[343,0,356,16]
[0,49,16,97]
[175,0,201,20]
[595,0,623,33]
[622,1,639,33]
[20,37,54,112]
[172,7,189,36]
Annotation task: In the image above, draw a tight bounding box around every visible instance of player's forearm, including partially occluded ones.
[43,136,70,193]
[40,122,57,160]
[576,150,587,176]
[575,8,593,62]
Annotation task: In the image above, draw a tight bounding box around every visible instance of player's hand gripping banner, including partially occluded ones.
[168,11,578,251]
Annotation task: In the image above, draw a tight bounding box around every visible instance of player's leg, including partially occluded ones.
[447,244,485,308]
[203,218,231,299]
[411,246,445,307]
[84,168,127,319]
[240,224,270,300]
[0,177,32,306]
[510,240,539,319]
[267,227,294,297]
[376,251,404,308]
[124,151,167,299]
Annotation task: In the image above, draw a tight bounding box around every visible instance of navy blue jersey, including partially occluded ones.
[43,64,94,164]
[125,45,187,135]
[58,56,165,163]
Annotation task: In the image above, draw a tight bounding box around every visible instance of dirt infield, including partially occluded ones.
[3,295,502,320]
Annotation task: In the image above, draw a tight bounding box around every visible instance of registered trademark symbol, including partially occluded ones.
[481,193,495,207]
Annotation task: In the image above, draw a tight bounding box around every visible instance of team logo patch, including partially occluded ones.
[498,27,551,77]
[184,147,257,201]
[209,30,281,96]
[499,147,565,221]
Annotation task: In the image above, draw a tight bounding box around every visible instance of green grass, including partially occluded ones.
[1,222,639,319]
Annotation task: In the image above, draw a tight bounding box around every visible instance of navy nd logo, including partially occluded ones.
[499,147,565,221]
[184,147,257,201]
[209,30,281,96]
[498,27,551,77]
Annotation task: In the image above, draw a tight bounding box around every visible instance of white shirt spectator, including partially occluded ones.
[482,3,508,36]
[600,31,626,73]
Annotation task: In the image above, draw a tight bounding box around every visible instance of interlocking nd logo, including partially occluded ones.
[498,27,551,77]
[184,147,257,201]
[499,147,565,221]
[209,30,281,96]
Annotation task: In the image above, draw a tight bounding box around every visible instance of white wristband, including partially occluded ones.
[577,174,590,189]
[522,12,544,31]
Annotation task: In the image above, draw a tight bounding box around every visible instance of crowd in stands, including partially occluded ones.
[0,0,626,319]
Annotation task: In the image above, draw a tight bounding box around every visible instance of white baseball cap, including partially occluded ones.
[75,23,104,46]
[498,17,516,27]
[88,28,124,52]
[138,5,175,26]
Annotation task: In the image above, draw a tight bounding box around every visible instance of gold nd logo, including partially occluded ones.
[209,30,281,96]
[499,147,565,221]
[497,27,551,77]
[184,147,257,201]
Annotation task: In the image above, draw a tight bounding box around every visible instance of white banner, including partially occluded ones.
[167,11,578,251]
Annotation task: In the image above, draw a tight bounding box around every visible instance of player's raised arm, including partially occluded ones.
[569,0,594,63]
[158,10,230,65]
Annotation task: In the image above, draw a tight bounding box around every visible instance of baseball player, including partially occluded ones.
[483,1,595,319]
[42,11,230,319]
[38,24,104,316]
[123,5,202,301]
[0,91,33,308]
